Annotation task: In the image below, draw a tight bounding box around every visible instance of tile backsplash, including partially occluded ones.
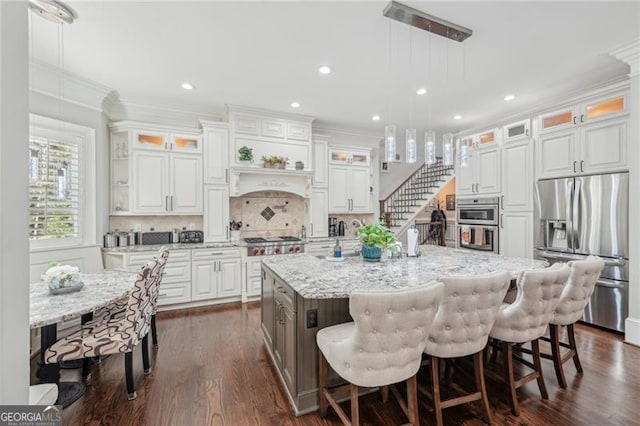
[230,191,305,238]
[110,216,204,232]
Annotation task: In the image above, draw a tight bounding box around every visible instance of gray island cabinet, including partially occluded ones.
[260,247,547,415]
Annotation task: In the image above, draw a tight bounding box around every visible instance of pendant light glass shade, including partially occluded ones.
[459,138,469,167]
[384,124,397,162]
[425,130,436,165]
[405,128,417,163]
[442,133,454,166]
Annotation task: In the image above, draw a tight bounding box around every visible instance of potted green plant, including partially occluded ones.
[262,155,288,169]
[356,222,399,262]
[238,146,253,164]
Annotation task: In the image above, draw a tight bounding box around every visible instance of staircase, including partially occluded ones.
[379,159,454,240]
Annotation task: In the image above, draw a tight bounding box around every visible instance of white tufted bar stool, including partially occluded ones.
[542,256,604,388]
[489,263,570,416]
[421,270,511,426]
[317,282,444,426]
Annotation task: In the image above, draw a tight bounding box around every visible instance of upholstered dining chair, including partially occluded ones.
[489,263,570,416]
[421,270,511,426]
[45,258,159,400]
[543,256,604,388]
[94,247,169,348]
[317,283,444,426]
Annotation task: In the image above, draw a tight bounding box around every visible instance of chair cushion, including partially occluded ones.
[552,256,604,326]
[424,270,511,358]
[490,264,570,343]
[316,283,443,388]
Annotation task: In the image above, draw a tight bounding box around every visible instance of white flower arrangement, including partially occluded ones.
[41,262,81,290]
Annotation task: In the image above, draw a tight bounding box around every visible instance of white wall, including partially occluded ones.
[0,0,30,404]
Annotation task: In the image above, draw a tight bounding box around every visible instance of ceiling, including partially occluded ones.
[30,1,639,137]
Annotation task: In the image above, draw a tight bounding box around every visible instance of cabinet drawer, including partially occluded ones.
[127,250,190,267]
[248,259,263,276]
[274,279,295,312]
[192,247,240,260]
[158,282,191,306]
[163,262,191,284]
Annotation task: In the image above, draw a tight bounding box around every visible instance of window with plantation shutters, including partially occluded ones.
[29,135,81,242]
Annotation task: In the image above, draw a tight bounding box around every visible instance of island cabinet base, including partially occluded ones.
[261,265,352,415]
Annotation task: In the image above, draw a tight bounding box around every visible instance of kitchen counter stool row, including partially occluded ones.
[316,256,604,426]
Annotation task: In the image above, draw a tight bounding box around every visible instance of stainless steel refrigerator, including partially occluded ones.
[534,172,628,332]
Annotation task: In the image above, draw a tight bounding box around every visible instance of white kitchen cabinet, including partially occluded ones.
[503,119,530,142]
[500,212,533,259]
[204,186,229,242]
[456,134,501,196]
[244,257,264,300]
[191,248,241,301]
[202,122,229,185]
[328,147,371,214]
[312,136,329,188]
[501,138,533,211]
[310,190,329,238]
[110,122,204,215]
[537,92,628,179]
[131,151,201,214]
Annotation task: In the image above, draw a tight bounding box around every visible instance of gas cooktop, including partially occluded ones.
[244,236,304,256]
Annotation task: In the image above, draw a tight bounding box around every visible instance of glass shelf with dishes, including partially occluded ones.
[111,131,130,214]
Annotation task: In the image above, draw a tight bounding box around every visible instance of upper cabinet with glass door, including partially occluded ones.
[503,119,530,142]
[539,93,627,134]
[132,129,202,153]
[328,148,370,166]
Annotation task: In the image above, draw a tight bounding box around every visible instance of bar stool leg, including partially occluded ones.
[350,383,359,426]
[531,339,548,399]
[474,351,492,424]
[503,342,519,416]
[430,356,443,426]
[406,374,419,426]
[567,324,583,374]
[549,324,567,388]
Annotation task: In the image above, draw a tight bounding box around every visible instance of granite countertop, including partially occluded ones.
[305,236,361,244]
[261,245,548,299]
[103,241,243,253]
[30,270,137,329]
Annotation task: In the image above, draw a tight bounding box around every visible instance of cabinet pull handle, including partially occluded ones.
[501,195,504,209]
[573,161,577,173]
[573,116,577,125]
[165,195,169,211]
[311,223,314,236]
[226,226,229,240]
[170,195,174,211]
[226,168,229,183]
[525,128,529,136]
[580,160,584,173]
[209,252,223,256]
[501,214,504,229]
[580,114,584,123]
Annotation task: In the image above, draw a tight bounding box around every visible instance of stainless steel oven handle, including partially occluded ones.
[596,278,627,289]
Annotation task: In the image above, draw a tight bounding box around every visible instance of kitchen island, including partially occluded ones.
[260,246,547,415]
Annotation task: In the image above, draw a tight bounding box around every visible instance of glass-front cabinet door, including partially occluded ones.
[539,107,577,133]
[171,134,202,153]
[350,151,370,166]
[329,149,349,165]
[133,130,168,150]
[478,129,497,146]
[504,119,530,142]
[583,94,626,123]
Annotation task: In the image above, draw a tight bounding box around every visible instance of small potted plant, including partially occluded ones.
[262,155,288,169]
[42,262,84,294]
[356,222,399,262]
[295,161,304,170]
[238,146,253,164]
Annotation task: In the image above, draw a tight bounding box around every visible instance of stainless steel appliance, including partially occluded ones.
[179,230,204,244]
[535,172,629,332]
[456,197,499,253]
[328,217,337,237]
[338,221,346,236]
[245,236,304,256]
[136,231,172,245]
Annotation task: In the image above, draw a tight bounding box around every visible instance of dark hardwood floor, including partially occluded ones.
[58,302,640,426]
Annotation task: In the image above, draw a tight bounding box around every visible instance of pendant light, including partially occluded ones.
[442,133,454,166]
[384,20,398,163]
[425,130,436,165]
[405,27,417,164]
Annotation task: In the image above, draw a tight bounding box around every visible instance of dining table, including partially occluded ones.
[30,269,137,407]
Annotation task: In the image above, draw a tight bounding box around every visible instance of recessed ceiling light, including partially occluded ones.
[453,115,462,120]
[504,94,516,101]
[291,101,301,108]
[318,65,333,75]
[372,115,381,121]
[416,88,427,95]
[181,82,193,90]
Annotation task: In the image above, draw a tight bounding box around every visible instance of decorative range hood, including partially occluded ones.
[229,167,313,198]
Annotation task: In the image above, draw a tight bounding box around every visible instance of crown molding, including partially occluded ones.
[105,97,222,130]
[225,104,315,123]
[610,39,640,77]
[30,59,116,112]
[312,123,381,141]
